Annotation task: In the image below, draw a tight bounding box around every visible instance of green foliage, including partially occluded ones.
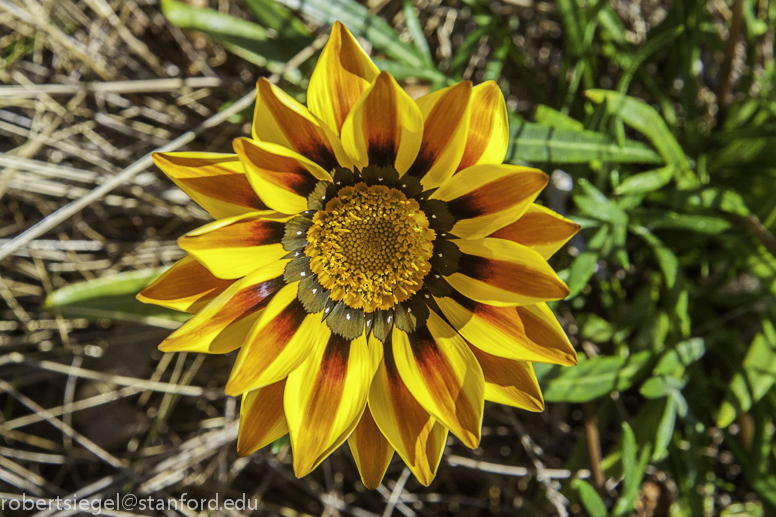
[45,269,188,327]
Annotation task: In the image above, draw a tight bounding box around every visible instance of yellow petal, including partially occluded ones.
[347,407,394,489]
[308,21,379,134]
[284,330,381,477]
[340,72,423,174]
[137,255,232,314]
[490,204,581,259]
[406,82,472,189]
[434,294,576,365]
[430,164,548,239]
[252,78,343,171]
[157,261,287,354]
[446,238,569,306]
[369,341,448,486]
[234,137,332,214]
[177,211,289,280]
[391,311,484,449]
[152,152,269,219]
[224,283,328,395]
[456,81,509,172]
[516,303,578,365]
[237,380,288,456]
[468,345,544,411]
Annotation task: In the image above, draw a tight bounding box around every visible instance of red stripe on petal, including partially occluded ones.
[446,173,547,220]
[361,74,399,167]
[159,276,284,353]
[516,305,577,365]
[237,139,320,197]
[458,252,569,300]
[257,80,339,171]
[407,326,479,438]
[300,333,350,439]
[181,173,269,212]
[407,82,472,178]
[491,210,581,248]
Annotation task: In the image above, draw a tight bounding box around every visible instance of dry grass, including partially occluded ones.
[0,1,620,516]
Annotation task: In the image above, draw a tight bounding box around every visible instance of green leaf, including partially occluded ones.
[586,89,696,187]
[567,225,609,298]
[272,0,426,68]
[632,209,733,235]
[621,422,637,484]
[483,36,510,82]
[242,0,311,40]
[653,338,706,375]
[581,314,615,342]
[717,322,776,427]
[373,59,448,83]
[44,269,188,328]
[572,478,608,517]
[575,179,628,227]
[683,188,751,216]
[615,166,674,195]
[271,434,290,453]
[629,225,679,288]
[613,422,652,516]
[639,375,687,399]
[506,118,663,165]
[652,395,677,461]
[402,0,433,67]
[540,351,653,403]
[535,105,585,131]
[161,0,304,82]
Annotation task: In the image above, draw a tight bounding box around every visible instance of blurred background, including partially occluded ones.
[1,0,776,515]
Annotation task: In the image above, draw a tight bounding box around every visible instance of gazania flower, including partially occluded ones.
[138,22,579,488]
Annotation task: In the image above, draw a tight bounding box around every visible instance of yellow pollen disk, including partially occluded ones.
[305,182,435,312]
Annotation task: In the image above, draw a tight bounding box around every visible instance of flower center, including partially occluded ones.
[305,182,435,312]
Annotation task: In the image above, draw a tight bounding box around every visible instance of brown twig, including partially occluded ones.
[584,402,605,491]
[717,0,745,123]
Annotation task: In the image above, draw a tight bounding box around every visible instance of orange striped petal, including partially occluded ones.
[430,164,548,239]
[347,406,394,489]
[447,238,569,306]
[234,137,332,214]
[468,345,544,411]
[369,340,448,486]
[252,78,345,171]
[455,81,509,172]
[434,294,576,365]
[406,82,472,189]
[391,311,484,449]
[308,21,379,134]
[152,152,269,219]
[340,72,423,174]
[237,379,288,456]
[224,283,328,395]
[517,303,578,365]
[284,331,381,477]
[137,255,232,314]
[157,261,287,354]
[177,212,289,280]
[490,204,581,259]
